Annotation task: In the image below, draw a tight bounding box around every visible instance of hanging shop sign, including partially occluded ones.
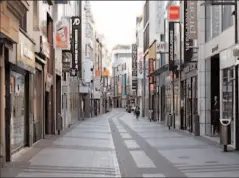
[18,32,35,73]
[55,18,70,50]
[132,43,137,90]
[168,22,175,71]
[168,5,180,22]
[71,16,81,76]
[184,0,193,63]
[62,51,71,72]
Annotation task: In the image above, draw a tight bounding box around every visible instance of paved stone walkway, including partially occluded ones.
[2,109,239,177]
[1,111,121,177]
[112,111,239,177]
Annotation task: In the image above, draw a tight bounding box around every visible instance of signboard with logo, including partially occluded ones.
[71,16,81,76]
[17,32,35,73]
[55,19,70,49]
[62,51,71,72]
[187,1,198,40]
[184,0,193,63]
[156,42,166,53]
[168,5,180,22]
[132,44,137,90]
[168,22,175,71]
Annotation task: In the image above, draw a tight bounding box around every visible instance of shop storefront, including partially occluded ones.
[220,45,238,149]
[181,63,198,133]
[0,0,29,164]
[7,31,35,157]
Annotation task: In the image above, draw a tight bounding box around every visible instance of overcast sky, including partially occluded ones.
[91,1,145,50]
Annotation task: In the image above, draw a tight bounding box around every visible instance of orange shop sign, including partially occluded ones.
[168,5,180,21]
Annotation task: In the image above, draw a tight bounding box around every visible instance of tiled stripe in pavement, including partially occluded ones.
[124,140,140,149]
[130,151,156,168]
[142,173,165,177]
[14,165,118,177]
[120,133,132,139]
[109,119,142,177]
[48,144,116,151]
[118,118,186,177]
[61,135,111,140]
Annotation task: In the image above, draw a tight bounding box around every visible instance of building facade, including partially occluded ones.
[112,45,132,108]
[144,0,239,150]
[197,1,239,150]
[0,0,57,165]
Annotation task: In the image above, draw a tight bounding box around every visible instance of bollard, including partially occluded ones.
[220,118,231,152]
[167,113,172,130]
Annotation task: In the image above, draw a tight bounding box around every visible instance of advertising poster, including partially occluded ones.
[55,19,70,49]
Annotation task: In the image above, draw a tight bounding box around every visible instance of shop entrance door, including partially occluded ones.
[10,71,26,153]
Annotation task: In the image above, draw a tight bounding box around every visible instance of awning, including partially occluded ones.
[147,64,169,77]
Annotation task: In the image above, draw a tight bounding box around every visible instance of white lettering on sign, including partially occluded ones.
[75,29,79,69]
[73,18,80,26]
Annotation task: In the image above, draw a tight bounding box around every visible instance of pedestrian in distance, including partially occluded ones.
[135,106,140,119]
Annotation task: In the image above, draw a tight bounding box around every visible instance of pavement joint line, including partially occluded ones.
[109,118,142,177]
[117,117,186,177]
[107,117,122,178]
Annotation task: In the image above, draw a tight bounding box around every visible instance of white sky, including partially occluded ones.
[91,1,145,50]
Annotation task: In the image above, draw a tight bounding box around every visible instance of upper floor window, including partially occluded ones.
[205,5,211,42]
[20,13,27,32]
[211,5,221,38]
[221,2,233,31]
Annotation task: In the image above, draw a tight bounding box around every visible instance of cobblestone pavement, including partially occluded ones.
[2,109,239,177]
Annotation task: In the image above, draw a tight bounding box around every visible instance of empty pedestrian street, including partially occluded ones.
[2,109,239,177]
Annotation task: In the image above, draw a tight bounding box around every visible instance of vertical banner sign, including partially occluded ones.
[71,16,81,76]
[187,1,198,39]
[132,44,137,90]
[168,22,175,71]
[184,0,193,64]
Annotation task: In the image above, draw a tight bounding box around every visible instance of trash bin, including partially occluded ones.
[167,113,172,129]
[57,113,63,135]
[193,114,200,136]
[220,118,231,152]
